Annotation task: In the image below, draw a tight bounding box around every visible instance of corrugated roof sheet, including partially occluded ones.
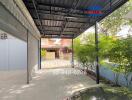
[23,0,128,38]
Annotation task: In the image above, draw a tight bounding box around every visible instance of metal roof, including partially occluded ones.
[23,0,128,39]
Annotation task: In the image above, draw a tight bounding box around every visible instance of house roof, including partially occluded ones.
[23,0,128,39]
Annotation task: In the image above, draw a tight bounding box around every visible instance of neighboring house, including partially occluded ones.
[41,39,72,60]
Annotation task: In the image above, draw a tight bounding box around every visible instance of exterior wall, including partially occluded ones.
[0,0,40,83]
[45,52,55,60]
[0,32,27,70]
[100,66,132,88]
[0,32,27,84]
[0,30,39,83]
[60,53,71,60]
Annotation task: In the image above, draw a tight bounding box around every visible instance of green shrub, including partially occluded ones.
[41,49,46,58]
[74,33,132,86]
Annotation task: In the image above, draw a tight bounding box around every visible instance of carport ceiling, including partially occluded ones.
[23,0,128,39]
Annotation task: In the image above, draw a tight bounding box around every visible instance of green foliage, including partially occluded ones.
[74,33,96,65]
[108,36,132,74]
[99,35,116,59]
[103,85,132,98]
[100,1,132,36]
[74,33,132,86]
[41,49,46,58]
[102,36,132,86]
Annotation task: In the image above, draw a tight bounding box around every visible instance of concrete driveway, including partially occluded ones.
[0,60,96,100]
[42,59,72,69]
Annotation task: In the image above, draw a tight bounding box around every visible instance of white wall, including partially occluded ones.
[28,33,39,80]
[0,32,27,70]
[0,38,8,70]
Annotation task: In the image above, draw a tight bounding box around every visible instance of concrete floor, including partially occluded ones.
[42,59,72,69]
[0,60,96,100]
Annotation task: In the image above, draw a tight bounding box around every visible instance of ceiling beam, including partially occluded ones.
[41,35,74,39]
[31,10,90,19]
[40,30,78,33]
[60,0,81,36]
[24,1,80,10]
[36,25,81,29]
[34,18,88,24]
[31,0,45,35]
[43,33,74,36]
[27,7,86,16]
[41,36,72,39]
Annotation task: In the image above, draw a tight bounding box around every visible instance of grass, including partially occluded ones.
[103,85,132,99]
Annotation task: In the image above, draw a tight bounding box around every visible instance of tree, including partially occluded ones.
[74,32,132,86]
[108,36,132,86]
[100,1,132,36]
[74,33,96,70]
[99,35,116,59]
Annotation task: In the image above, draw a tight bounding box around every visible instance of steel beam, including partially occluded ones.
[40,38,42,69]
[61,0,80,36]
[38,39,41,70]
[37,12,90,19]
[32,0,45,35]
[34,18,87,24]
[37,25,80,29]
[29,7,86,16]
[41,35,73,39]
[27,30,29,84]
[71,38,74,68]
[95,21,100,84]
[39,29,78,33]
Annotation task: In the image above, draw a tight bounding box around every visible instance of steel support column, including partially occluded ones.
[71,38,74,68]
[27,30,29,84]
[40,38,42,69]
[95,21,100,84]
[38,39,40,70]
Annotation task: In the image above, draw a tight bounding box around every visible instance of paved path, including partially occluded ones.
[42,59,72,69]
[0,60,96,100]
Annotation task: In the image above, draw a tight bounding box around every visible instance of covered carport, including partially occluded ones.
[23,0,128,84]
[0,0,130,99]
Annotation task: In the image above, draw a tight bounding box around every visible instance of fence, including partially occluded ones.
[75,61,132,88]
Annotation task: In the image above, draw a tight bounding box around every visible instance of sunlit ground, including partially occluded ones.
[42,59,72,69]
[0,60,96,100]
[0,59,131,100]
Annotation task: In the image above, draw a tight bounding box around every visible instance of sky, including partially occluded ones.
[117,25,132,37]
[82,25,132,38]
